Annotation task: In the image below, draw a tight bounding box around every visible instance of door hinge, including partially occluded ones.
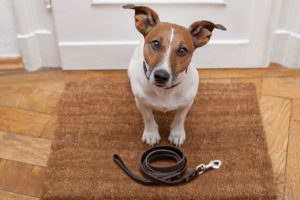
[44,0,52,9]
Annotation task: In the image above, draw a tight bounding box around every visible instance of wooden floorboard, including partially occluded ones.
[285,121,300,200]
[0,106,50,137]
[0,64,299,199]
[0,189,39,200]
[292,100,300,121]
[0,68,70,85]
[40,109,58,139]
[262,77,300,99]
[0,159,45,197]
[0,131,51,167]
[0,57,24,71]
[0,82,64,114]
[260,95,290,175]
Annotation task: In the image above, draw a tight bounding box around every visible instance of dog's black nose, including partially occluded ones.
[154,70,170,84]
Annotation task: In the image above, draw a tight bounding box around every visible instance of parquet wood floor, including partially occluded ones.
[0,64,299,200]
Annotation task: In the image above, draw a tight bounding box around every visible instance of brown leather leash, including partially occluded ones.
[113,146,221,185]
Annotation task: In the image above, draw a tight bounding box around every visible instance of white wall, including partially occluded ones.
[0,0,19,57]
[271,0,300,68]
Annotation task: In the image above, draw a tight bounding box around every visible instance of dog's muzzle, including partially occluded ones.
[143,61,188,89]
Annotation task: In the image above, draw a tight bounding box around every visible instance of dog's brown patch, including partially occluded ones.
[170,24,195,74]
[123,4,160,36]
[189,20,227,48]
[143,23,172,68]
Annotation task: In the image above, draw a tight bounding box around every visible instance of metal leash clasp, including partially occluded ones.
[196,160,222,175]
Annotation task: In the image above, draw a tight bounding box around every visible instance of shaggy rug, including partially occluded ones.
[41,79,277,200]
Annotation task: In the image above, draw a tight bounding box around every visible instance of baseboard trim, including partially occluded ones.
[57,39,260,69]
[59,39,249,46]
[0,57,24,70]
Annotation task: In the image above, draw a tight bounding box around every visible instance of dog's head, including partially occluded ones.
[124,4,226,88]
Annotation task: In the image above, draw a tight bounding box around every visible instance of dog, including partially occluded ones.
[124,4,226,146]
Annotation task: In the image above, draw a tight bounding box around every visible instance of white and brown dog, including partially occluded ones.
[124,4,226,146]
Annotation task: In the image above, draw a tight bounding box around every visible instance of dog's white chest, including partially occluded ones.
[136,89,191,112]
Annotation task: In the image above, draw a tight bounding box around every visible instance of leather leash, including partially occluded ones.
[113,146,221,186]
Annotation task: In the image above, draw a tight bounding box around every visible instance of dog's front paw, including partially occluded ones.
[168,126,186,147]
[142,130,161,146]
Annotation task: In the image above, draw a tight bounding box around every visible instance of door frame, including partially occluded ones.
[11,0,60,71]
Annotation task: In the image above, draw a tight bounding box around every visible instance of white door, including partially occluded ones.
[51,0,278,70]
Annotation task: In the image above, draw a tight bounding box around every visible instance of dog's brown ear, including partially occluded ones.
[123,4,160,37]
[188,21,226,48]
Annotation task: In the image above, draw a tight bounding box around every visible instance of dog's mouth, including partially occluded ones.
[153,81,182,90]
[153,83,166,88]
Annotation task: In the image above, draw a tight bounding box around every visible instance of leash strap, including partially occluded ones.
[113,146,221,186]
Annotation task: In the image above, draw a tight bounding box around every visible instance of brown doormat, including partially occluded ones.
[41,79,277,200]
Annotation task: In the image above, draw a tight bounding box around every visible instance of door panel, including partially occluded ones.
[52,0,274,69]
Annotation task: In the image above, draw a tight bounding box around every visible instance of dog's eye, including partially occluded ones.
[177,47,188,57]
[150,40,161,51]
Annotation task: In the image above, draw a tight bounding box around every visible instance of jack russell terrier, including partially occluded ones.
[124,4,226,146]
